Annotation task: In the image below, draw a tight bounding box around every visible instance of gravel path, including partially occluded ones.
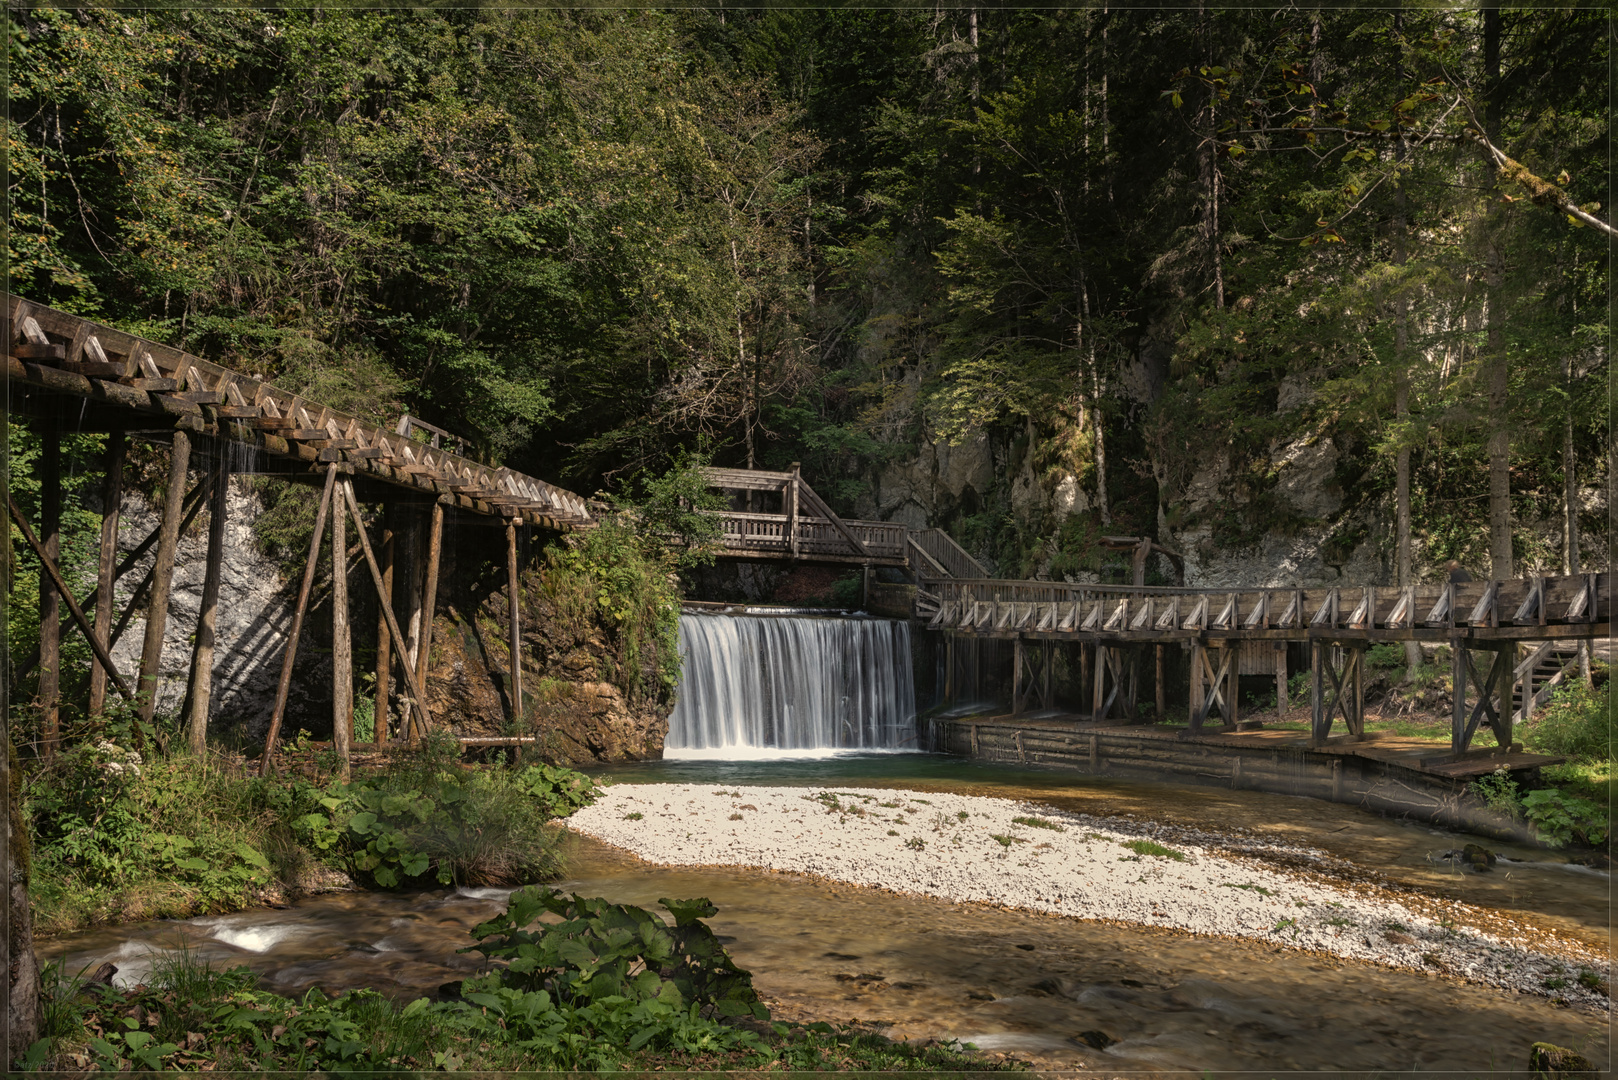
[568,783,1609,1011]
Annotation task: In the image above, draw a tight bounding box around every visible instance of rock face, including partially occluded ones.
[413,550,670,764]
[107,480,295,736]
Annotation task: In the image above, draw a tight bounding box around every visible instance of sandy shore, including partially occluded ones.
[567,783,1609,1011]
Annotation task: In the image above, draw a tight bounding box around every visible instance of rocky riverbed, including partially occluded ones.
[568,783,1610,1012]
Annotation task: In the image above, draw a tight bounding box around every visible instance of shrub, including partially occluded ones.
[1523,671,1614,764]
[1522,788,1609,848]
[1468,767,1524,821]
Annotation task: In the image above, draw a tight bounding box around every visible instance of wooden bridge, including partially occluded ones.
[918,574,1610,768]
[7,296,590,770]
[701,465,986,576]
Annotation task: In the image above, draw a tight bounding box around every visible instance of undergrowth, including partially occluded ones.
[26,734,598,936]
[19,889,1013,1074]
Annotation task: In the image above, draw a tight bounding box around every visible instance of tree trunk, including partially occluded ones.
[1392,85,1422,680]
[1482,2,1512,580]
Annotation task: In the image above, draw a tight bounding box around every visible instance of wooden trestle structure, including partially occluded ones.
[919,574,1611,771]
[6,296,591,771]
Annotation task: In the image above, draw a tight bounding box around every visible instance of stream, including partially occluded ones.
[40,754,1610,1074]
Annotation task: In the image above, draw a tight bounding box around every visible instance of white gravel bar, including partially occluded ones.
[569,783,1609,1010]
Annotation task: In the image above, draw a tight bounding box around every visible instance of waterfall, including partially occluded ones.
[665,613,916,756]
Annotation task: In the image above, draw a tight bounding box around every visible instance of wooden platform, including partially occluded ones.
[932,713,1561,837]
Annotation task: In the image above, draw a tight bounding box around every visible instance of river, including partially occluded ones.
[39,753,1610,1074]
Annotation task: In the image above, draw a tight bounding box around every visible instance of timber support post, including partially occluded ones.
[411,501,445,744]
[89,430,126,717]
[184,447,230,753]
[138,428,192,727]
[507,517,523,729]
[1011,636,1024,717]
[261,465,336,776]
[332,471,352,782]
[1311,639,1366,747]
[374,501,396,744]
[1452,639,1514,757]
[787,462,800,559]
[37,413,60,757]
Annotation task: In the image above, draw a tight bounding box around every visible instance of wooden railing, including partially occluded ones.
[716,511,908,561]
[917,573,1611,639]
[910,528,988,580]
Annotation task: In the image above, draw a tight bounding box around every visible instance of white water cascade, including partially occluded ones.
[665,613,916,756]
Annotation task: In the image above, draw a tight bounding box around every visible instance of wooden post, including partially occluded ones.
[787,462,800,560]
[1189,643,1205,728]
[507,517,523,729]
[1042,640,1053,711]
[340,479,435,746]
[331,475,352,781]
[411,501,445,743]
[1350,643,1364,738]
[89,430,125,717]
[1092,645,1105,720]
[1225,646,1239,729]
[1276,643,1289,714]
[1081,642,1091,710]
[184,452,230,754]
[860,564,872,610]
[1494,642,1515,753]
[38,415,61,757]
[374,501,395,744]
[1451,639,1467,756]
[260,467,337,776]
[1011,636,1024,717]
[1154,644,1165,720]
[138,428,191,725]
[1312,639,1327,746]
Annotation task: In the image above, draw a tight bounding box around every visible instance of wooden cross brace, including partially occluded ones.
[1452,643,1513,756]
[1191,645,1233,732]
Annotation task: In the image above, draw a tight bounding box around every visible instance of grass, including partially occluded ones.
[1120,839,1186,861]
[1011,815,1065,832]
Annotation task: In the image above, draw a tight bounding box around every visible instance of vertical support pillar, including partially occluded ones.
[1451,638,1467,755]
[1310,639,1326,746]
[1189,642,1205,729]
[1494,642,1515,754]
[89,430,126,717]
[1276,643,1288,714]
[1011,636,1024,717]
[507,518,523,729]
[37,415,61,756]
[787,462,800,560]
[1092,645,1105,720]
[374,501,395,744]
[1080,642,1091,709]
[184,450,230,753]
[1041,640,1053,711]
[1155,644,1165,720]
[411,501,445,744]
[260,466,337,776]
[331,476,352,780]
[860,564,872,611]
[1225,646,1239,730]
[1349,642,1365,738]
[138,429,191,726]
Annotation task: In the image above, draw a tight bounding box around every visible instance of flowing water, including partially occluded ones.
[665,613,915,754]
[42,755,1610,1074]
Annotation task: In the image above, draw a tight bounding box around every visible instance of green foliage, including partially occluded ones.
[463,888,769,1021]
[1120,839,1187,861]
[1364,644,1407,671]
[1011,815,1065,832]
[514,762,602,819]
[1521,788,1608,849]
[1468,767,1524,822]
[615,449,727,569]
[1522,671,1614,764]
[543,518,681,704]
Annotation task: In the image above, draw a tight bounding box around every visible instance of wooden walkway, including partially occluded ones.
[7,296,589,769]
[921,574,1610,765]
[701,465,987,575]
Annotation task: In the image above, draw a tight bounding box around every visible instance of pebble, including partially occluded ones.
[568,784,1610,1011]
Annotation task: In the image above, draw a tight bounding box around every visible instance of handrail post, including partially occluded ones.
[787,462,800,560]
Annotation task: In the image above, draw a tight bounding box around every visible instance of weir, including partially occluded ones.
[666,612,916,755]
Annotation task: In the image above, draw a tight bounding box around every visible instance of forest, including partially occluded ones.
[8,6,1611,581]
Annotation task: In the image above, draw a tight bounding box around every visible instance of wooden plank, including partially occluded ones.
[375,501,395,745]
[36,416,61,756]
[507,518,523,728]
[332,475,353,781]
[88,431,126,717]
[412,501,445,743]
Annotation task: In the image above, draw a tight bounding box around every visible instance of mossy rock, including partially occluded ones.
[1529,1042,1593,1075]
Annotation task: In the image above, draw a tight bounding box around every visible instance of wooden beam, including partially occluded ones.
[6,495,134,709]
[507,518,524,729]
[412,501,445,744]
[332,475,353,782]
[138,428,191,726]
[183,455,230,753]
[374,501,395,744]
[341,478,435,747]
[37,415,61,756]
[88,431,126,717]
[260,465,337,776]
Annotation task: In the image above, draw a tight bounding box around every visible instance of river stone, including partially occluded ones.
[1529,1042,1594,1075]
